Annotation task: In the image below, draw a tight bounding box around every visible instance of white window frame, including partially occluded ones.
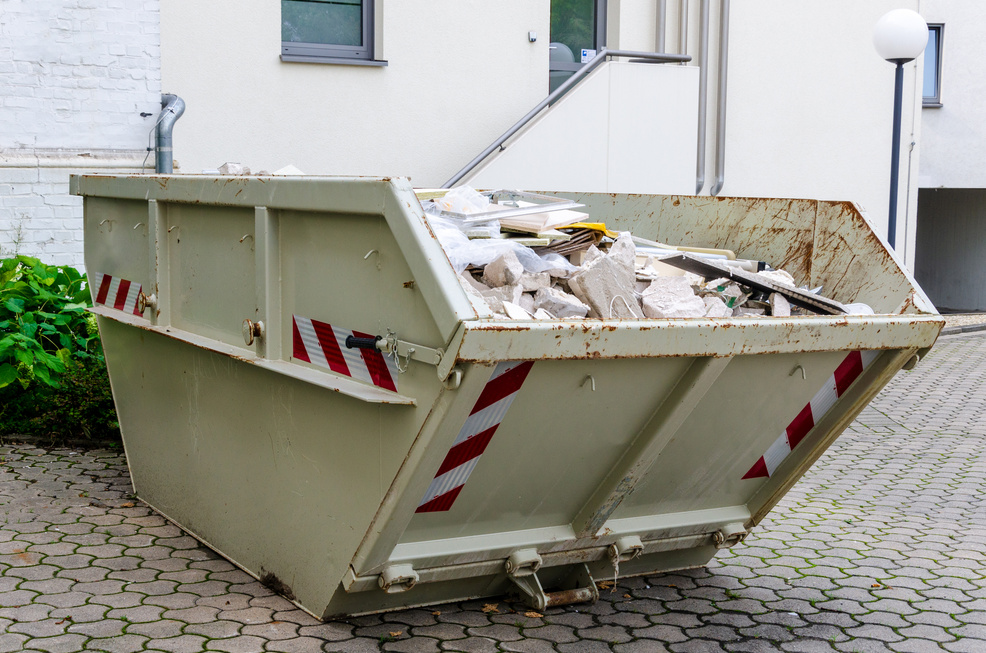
[281,0,386,66]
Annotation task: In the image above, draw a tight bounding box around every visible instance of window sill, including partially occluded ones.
[280,54,388,67]
[922,102,943,108]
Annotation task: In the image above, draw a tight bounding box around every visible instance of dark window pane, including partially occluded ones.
[282,0,362,46]
[551,0,597,57]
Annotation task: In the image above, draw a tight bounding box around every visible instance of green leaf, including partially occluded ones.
[3,298,24,314]
[0,363,16,388]
[32,363,57,387]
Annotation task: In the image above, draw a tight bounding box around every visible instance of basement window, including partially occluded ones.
[281,0,385,66]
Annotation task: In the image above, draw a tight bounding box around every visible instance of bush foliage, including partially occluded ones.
[0,256,119,445]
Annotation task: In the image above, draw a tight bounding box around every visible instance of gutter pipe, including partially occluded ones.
[156,94,185,174]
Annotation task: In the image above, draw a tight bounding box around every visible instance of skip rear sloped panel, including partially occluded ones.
[611,350,857,521]
[399,357,693,547]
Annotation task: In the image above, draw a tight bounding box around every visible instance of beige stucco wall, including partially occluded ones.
[160,0,550,186]
[917,0,986,190]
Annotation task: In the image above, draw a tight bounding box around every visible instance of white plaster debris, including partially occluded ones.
[483,251,525,288]
[440,209,841,321]
[519,271,551,292]
[703,296,733,318]
[501,301,533,320]
[534,286,590,318]
[769,292,792,317]
[758,269,798,288]
[218,162,249,175]
[568,233,643,319]
[641,276,707,319]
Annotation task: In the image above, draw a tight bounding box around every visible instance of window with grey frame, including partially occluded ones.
[281,0,380,64]
[923,24,943,107]
[549,0,607,92]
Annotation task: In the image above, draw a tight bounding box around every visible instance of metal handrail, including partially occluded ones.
[442,48,692,189]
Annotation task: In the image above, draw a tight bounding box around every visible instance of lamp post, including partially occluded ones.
[873,9,928,250]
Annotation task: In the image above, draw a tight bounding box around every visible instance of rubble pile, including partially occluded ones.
[422,187,870,321]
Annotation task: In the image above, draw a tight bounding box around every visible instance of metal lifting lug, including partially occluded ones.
[506,562,599,612]
[608,535,644,563]
[713,522,749,549]
[378,564,419,594]
[505,548,542,577]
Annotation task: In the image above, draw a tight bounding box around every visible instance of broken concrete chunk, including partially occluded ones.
[519,293,536,315]
[534,286,590,319]
[758,269,798,288]
[459,270,491,294]
[769,292,791,317]
[581,245,605,266]
[218,162,249,175]
[608,232,637,269]
[501,301,533,320]
[733,306,765,316]
[485,284,523,306]
[703,296,733,318]
[641,276,707,318]
[533,308,555,320]
[568,239,643,319]
[519,271,550,292]
[482,250,524,288]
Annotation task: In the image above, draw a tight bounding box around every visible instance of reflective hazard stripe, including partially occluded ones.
[90,272,142,316]
[416,361,534,513]
[291,315,398,392]
[742,350,878,480]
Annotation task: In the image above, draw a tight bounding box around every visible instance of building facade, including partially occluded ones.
[3,0,930,277]
[0,0,162,267]
[914,0,986,312]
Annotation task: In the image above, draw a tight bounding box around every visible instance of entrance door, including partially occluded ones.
[550,0,607,93]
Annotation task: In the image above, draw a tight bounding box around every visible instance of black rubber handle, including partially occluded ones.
[345,335,381,350]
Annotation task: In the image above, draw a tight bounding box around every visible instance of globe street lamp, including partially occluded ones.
[873,9,928,250]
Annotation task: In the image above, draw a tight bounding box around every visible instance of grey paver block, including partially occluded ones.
[184,620,241,639]
[500,639,560,653]
[435,636,495,652]
[265,636,336,652]
[20,633,89,653]
[205,634,268,651]
[83,634,150,652]
[126,618,186,639]
[412,623,468,640]
[68,618,128,638]
[146,634,211,653]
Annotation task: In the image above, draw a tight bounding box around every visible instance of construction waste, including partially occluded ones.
[421,187,874,321]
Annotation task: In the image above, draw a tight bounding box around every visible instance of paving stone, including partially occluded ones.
[20,633,89,653]
[83,634,149,652]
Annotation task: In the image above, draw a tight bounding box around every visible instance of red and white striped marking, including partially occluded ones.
[91,272,142,316]
[292,315,399,392]
[743,350,878,480]
[416,361,534,513]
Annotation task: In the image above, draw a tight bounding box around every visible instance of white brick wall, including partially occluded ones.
[0,0,162,269]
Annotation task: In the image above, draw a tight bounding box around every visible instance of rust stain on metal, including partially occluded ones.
[544,587,597,608]
[403,280,416,289]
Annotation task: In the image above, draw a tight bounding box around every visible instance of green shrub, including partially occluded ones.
[0,256,119,445]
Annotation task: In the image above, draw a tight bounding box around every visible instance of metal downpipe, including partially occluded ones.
[695,0,709,194]
[678,0,688,56]
[709,0,729,197]
[156,94,186,174]
[656,0,667,52]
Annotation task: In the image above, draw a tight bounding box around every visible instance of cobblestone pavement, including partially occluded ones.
[2,332,985,652]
